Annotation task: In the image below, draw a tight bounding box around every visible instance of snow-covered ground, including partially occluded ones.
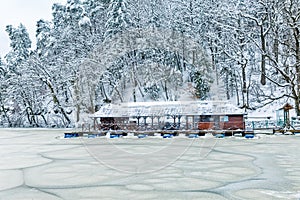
[0,129,300,199]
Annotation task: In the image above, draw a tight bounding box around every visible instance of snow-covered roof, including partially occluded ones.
[92,101,244,118]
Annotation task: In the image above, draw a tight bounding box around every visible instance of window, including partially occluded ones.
[220,116,229,122]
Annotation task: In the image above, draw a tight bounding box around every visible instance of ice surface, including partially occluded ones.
[0,129,300,199]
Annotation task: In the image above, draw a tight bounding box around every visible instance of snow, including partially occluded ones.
[78,16,91,27]
[1,129,300,199]
[0,170,23,191]
[247,100,297,125]
[2,0,300,131]
[93,100,245,118]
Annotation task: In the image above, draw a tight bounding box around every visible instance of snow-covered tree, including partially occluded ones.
[104,0,132,41]
[7,0,300,126]
[5,24,31,73]
[4,24,36,126]
[36,19,51,57]
[0,59,11,127]
[84,0,106,40]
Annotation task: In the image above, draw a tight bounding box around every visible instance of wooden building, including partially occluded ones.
[91,101,246,133]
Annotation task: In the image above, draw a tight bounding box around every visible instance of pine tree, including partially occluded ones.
[0,59,11,127]
[36,19,51,57]
[5,24,31,73]
[104,0,132,41]
[147,0,165,28]
[192,71,210,100]
[84,0,106,40]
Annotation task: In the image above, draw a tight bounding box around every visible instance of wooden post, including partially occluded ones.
[192,116,195,129]
[137,117,141,127]
[143,116,147,129]
[157,116,161,129]
[178,115,181,129]
[173,115,176,127]
[186,116,189,130]
[93,118,95,130]
[151,116,154,129]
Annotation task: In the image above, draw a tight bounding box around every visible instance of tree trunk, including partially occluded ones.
[273,26,279,63]
[133,73,137,102]
[234,70,240,106]
[41,114,48,126]
[1,105,12,127]
[45,80,71,126]
[164,81,169,100]
[181,32,185,72]
[101,82,109,102]
[294,26,300,115]
[74,80,80,123]
[242,64,247,93]
[133,88,136,102]
[115,86,124,102]
[260,25,266,85]
[88,83,95,113]
[225,70,230,100]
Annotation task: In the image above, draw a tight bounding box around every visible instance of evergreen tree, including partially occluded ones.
[36,19,51,57]
[4,24,39,126]
[147,0,165,28]
[0,59,11,127]
[5,24,31,73]
[84,0,106,41]
[192,71,210,100]
[52,3,67,30]
[104,0,132,41]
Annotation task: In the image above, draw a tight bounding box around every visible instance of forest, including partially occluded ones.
[0,0,299,127]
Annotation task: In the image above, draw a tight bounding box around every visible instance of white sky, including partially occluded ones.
[0,0,67,58]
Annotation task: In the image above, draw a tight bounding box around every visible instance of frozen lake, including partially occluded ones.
[0,129,300,199]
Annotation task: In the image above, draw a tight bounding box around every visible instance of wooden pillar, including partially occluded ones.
[137,117,141,127]
[93,118,96,130]
[186,116,189,130]
[157,116,161,129]
[178,115,181,129]
[113,118,116,130]
[122,118,126,130]
[151,116,154,129]
[173,115,176,127]
[192,116,195,129]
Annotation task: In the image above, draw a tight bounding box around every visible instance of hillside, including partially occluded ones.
[1,0,300,127]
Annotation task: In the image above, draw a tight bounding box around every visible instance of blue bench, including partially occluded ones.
[64,133,79,138]
[188,134,199,138]
[163,134,173,138]
[215,134,225,138]
[138,134,147,138]
[245,134,254,139]
[110,134,121,138]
